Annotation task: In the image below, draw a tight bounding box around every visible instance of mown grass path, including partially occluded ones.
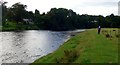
[32,28,118,63]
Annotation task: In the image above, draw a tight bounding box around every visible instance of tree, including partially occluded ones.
[45,8,70,30]
[96,15,105,27]
[35,9,40,15]
[34,9,46,29]
[6,2,27,22]
[26,11,34,19]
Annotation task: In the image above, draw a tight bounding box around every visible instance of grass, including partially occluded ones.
[31,28,118,64]
[2,21,17,31]
[2,21,39,31]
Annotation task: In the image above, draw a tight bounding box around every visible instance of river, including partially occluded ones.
[0,30,85,64]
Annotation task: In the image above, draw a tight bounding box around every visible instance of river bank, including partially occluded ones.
[31,28,118,64]
[0,29,86,64]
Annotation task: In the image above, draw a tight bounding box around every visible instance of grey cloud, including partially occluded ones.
[84,2,118,7]
[71,1,118,10]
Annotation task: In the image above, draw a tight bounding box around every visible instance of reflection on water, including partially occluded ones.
[0,30,69,63]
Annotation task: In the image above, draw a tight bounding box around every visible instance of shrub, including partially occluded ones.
[116,34,120,38]
[54,49,79,63]
[106,34,110,38]
[113,30,116,31]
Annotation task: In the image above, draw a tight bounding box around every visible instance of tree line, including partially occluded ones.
[1,2,120,31]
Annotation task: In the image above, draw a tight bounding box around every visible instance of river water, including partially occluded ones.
[0,30,85,64]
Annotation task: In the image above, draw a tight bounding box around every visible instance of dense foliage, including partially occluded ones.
[2,2,120,31]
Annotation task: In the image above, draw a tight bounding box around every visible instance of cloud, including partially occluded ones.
[83,2,117,7]
[3,0,120,16]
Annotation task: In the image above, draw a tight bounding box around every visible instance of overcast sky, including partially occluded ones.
[3,0,120,16]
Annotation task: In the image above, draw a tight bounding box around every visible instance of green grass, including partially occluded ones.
[2,21,17,31]
[2,21,38,31]
[32,28,118,64]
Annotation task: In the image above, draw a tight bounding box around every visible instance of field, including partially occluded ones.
[32,28,119,64]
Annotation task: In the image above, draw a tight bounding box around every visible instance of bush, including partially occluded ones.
[113,30,116,31]
[116,34,120,38]
[54,49,79,63]
[106,34,110,38]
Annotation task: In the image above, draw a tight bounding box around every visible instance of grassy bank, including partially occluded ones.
[31,28,119,64]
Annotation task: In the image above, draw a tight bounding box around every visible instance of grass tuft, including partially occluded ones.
[54,49,79,63]
[115,34,120,38]
[105,34,110,38]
